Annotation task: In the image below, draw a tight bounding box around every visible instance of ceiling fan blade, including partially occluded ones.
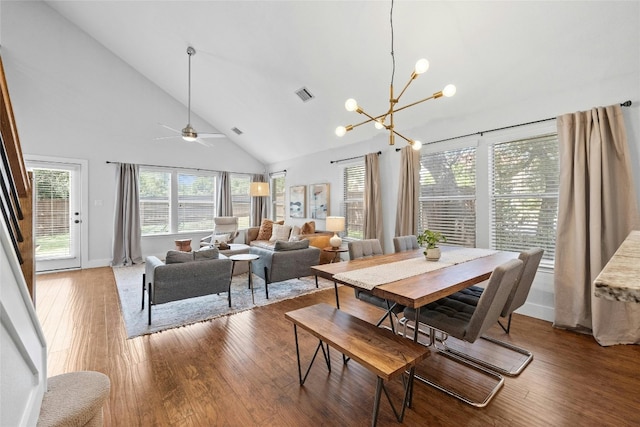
[198,132,226,139]
[153,135,180,141]
[158,123,181,134]
[195,138,215,148]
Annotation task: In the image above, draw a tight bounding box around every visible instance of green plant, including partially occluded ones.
[417,229,447,252]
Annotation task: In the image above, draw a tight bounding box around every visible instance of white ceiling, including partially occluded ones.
[44,1,639,165]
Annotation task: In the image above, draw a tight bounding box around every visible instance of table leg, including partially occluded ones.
[248,260,255,305]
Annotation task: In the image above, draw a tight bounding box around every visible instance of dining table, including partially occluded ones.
[311,245,519,342]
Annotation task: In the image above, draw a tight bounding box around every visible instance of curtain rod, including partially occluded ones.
[105,161,257,176]
[330,150,382,164]
[269,169,287,176]
[395,100,633,151]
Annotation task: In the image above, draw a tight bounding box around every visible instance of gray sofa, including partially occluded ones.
[143,248,233,324]
[249,240,321,299]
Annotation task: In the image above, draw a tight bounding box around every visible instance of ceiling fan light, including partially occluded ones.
[182,135,197,142]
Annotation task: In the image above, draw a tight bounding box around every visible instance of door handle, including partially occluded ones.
[74,219,82,224]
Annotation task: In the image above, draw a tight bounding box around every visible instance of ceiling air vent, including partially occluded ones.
[295,87,315,102]
[231,127,243,135]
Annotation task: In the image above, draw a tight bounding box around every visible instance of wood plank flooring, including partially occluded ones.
[36,267,640,426]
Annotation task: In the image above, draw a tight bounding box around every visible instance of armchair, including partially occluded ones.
[201,216,239,247]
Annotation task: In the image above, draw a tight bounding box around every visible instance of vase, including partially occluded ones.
[425,247,441,261]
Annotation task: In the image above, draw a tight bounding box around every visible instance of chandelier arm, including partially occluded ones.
[395,73,419,103]
[392,92,441,115]
[392,129,414,145]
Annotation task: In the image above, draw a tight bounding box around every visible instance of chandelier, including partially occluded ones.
[335,0,456,150]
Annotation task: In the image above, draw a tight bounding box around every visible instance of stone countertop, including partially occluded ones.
[594,230,640,303]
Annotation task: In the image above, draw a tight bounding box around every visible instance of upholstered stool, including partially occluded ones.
[37,371,110,427]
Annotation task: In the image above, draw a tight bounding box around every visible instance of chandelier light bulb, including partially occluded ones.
[345,98,359,112]
[335,126,347,137]
[374,120,385,130]
[414,58,430,74]
[412,140,423,150]
[443,84,457,97]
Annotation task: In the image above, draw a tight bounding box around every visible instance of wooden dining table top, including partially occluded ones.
[311,246,519,309]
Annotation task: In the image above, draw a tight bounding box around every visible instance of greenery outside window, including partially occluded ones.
[419,147,477,247]
[177,173,216,232]
[230,173,251,229]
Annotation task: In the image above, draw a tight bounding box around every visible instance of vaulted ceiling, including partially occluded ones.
[44,1,638,164]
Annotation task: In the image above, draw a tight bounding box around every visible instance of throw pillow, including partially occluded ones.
[289,225,301,242]
[274,240,310,251]
[194,247,219,260]
[165,250,194,264]
[300,220,316,235]
[256,219,284,240]
[269,224,292,242]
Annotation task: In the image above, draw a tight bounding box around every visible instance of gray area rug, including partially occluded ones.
[113,264,333,338]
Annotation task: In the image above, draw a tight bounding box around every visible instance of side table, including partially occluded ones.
[230,253,260,304]
[323,246,348,263]
[174,239,192,252]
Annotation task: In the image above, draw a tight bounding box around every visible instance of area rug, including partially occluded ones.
[113,264,333,339]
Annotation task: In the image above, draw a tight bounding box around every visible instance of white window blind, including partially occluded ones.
[230,173,250,229]
[139,169,170,235]
[271,175,286,222]
[490,133,559,261]
[343,163,365,239]
[419,147,476,247]
[177,173,216,232]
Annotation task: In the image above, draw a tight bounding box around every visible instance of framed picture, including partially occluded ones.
[309,183,330,219]
[289,185,306,218]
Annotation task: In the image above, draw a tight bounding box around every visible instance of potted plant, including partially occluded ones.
[417,229,447,261]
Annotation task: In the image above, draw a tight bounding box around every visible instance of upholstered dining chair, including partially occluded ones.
[445,248,544,376]
[200,216,239,247]
[348,239,403,332]
[403,258,524,407]
[392,235,419,252]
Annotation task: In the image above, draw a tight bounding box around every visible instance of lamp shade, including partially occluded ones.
[326,216,345,232]
[250,182,270,197]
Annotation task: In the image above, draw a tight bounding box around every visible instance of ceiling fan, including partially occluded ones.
[157,46,225,146]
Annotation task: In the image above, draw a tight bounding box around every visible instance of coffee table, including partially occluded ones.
[229,253,260,304]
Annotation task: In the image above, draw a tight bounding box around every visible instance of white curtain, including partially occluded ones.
[395,146,420,237]
[554,104,640,345]
[217,171,232,216]
[112,163,142,266]
[364,152,383,246]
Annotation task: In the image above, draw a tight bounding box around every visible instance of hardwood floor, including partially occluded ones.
[36,267,639,426]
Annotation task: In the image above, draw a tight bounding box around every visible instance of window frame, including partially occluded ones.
[342,161,365,240]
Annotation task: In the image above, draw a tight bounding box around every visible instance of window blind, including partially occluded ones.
[177,173,216,232]
[490,133,559,261]
[419,147,476,247]
[343,163,365,239]
[230,173,250,229]
[271,175,286,222]
[139,169,170,235]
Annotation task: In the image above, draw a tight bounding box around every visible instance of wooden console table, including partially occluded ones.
[594,230,640,303]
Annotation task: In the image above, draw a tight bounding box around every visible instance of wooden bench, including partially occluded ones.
[285,303,430,427]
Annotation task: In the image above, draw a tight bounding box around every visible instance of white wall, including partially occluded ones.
[1,1,266,267]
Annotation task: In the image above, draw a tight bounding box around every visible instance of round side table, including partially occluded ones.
[229,253,260,304]
[323,246,348,263]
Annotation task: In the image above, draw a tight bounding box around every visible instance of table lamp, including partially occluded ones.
[326,216,345,249]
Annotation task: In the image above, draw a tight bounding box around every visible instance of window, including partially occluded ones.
[230,173,251,229]
[271,174,286,222]
[419,147,476,247]
[139,167,217,236]
[418,127,559,264]
[177,173,216,232]
[490,134,559,262]
[343,163,365,239]
[139,169,170,235]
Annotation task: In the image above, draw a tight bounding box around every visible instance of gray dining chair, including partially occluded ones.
[403,258,524,407]
[348,239,402,332]
[392,235,419,252]
[446,248,544,375]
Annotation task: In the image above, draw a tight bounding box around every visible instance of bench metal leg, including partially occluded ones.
[293,325,330,386]
[371,366,416,427]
